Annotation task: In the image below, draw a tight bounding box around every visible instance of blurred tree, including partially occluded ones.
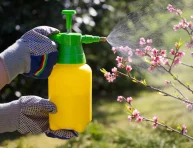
[0,0,140,102]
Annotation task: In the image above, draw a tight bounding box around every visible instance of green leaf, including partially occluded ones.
[177,125,182,131]
[100,68,107,74]
[143,57,151,64]
[158,92,165,96]
[172,74,178,80]
[186,82,190,88]
[143,79,147,86]
[160,120,165,124]
[166,128,173,131]
[125,104,133,115]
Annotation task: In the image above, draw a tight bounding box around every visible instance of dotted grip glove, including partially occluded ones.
[0,96,78,139]
[0,26,59,83]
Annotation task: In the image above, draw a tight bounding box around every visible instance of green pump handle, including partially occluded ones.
[62,10,76,33]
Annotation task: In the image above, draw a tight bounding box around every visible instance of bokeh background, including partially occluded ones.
[1,0,193,147]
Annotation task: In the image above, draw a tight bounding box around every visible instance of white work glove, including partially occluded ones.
[0,26,59,83]
[0,96,78,139]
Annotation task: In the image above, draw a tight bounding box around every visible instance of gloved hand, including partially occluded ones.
[0,26,59,83]
[0,96,78,139]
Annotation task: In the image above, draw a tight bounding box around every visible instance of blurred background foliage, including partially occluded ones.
[1,0,193,147]
[0,0,142,103]
[0,0,185,102]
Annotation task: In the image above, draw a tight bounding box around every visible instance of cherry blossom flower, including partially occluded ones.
[139,37,146,46]
[126,97,133,103]
[182,125,187,134]
[116,56,123,63]
[165,80,170,85]
[132,109,140,117]
[152,123,158,129]
[147,39,153,45]
[167,4,176,13]
[117,96,124,102]
[153,116,158,122]
[136,116,143,123]
[112,67,117,73]
[112,47,117,54]
[128,115,133,121]
[126,65,132,72]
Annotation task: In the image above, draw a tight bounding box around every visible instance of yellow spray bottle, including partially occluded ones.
[48,10,106,132]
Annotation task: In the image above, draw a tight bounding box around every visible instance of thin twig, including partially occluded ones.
[117,71,193,104]
[143,117,193,141]
[170,82,187,99]
[122,97,193,141]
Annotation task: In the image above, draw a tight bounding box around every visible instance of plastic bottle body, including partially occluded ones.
[48,63,92,132]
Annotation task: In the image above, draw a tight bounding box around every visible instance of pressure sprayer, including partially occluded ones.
[48,10,106,132]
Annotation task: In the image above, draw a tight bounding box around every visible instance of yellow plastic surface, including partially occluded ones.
[48,64,92,132]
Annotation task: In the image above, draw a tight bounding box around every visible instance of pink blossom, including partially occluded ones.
[117,96,124,102]
[127,57,132,63]
[160,50,167,57]
[126,97,133,103]
[117,63,124,68]
[151,48,158,56]
[191,16,193,19]
[144,46,152,53]
[104,72,116,83]
[186,104,193,109]
[148,66,154,72]
[152,123,158,129]
[104,72,111,78]
[163,59,169,66]
[139,37,146,46]
[178,22,184,28]
[132,109,140,117]
[182,125,187,134]
[126,65,132,72]
[153,116,158,122]
[176,51,185,58]
[190,52,193,57]
[106,74,116,83]
[116,56,123,63]
[128,49,133,57]
[128,115,133,121]
[155,56,163,64]
[112,47,117,54]
[147,39,152,45]
[173,58,181,66]
[170,49,175,55]
[167,4,175,13]
[165,80,170,85]
[136,116,143,123]
[123,46,131,52]
[186,43,192,49]
[151,60,157,66]
[119,46,125,51]
[112,67,117,73]
[173,24,179,31]
[187,22,192,27]
[135,49,145,56]
[176,9,182,15]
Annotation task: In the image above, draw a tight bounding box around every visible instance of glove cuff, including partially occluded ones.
[0,100,20,133]
[0,39,30,83]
